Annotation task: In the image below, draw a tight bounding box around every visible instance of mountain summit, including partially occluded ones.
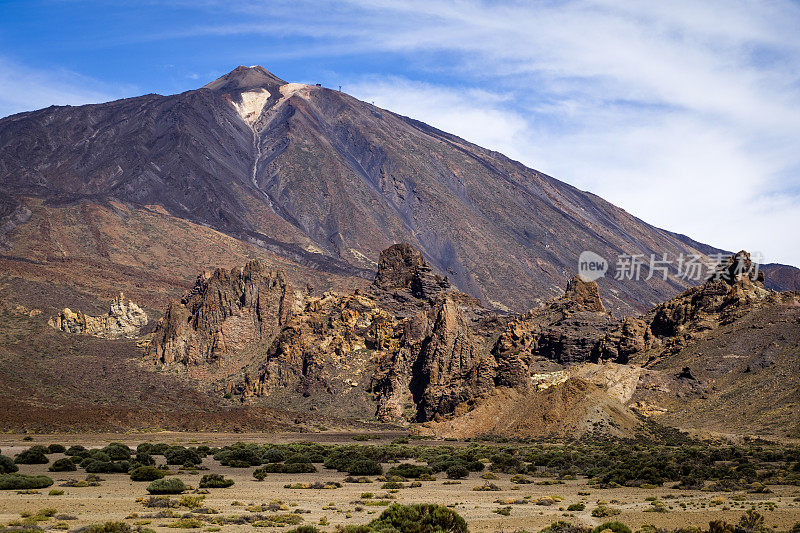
[0,66,792,314]
[203,65,288,93]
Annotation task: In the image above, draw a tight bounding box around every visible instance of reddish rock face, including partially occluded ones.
[373,243,427,291]
[148,261,291,367]
[372,243,451,301]
[143,245,792,435]
[563,276,606,313]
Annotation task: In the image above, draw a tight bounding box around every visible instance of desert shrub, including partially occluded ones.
[15,447,49,464]
[49,458,78,472]
[130,466,166,481]
[199,473,234,488]
[137,443,169,456]
[83,521,132,533]
[790,522,800,533]
[47,444,67,454]
[489,452,523,474]
[215,444,262,466]
[84,460,130,474]
[567,503,585,511]
[0,454,19,473]
[348,459,383,476]
[738,509,765,531]
[0,473,54,489]
[163,446,201,466]
[79,450,111,466]
[65,445,87,456]
[591,506,621,518]
[592,522,631,533]
[287,527,320,533]
[146,477,187,494]
[285,462,317,474]
[135,452,155,466]
[446,465,469,479]
[255,462,316,475]
[102,443,132,461]
[367,503,467,533]
[262,447,286,463]
[387,464,432,479]
[540,522,592,533]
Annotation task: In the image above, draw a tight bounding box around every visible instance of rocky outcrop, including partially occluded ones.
[410,296,496,420]
[372,243,451,301]
[563,275,606,312]
[49,293,148,338]
[491,277,620,373]
[143,246,788,435]
[148,261,291,366]
[238,292,399,405]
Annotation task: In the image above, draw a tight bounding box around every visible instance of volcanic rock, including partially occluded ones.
[49,292,148,338]
[148,261,291,367]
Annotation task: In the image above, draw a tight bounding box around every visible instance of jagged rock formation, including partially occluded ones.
[491,276,621,380]
[49,292,148,338]
[148,261,291,368]
[372,243,451,301]
[563,275,606,312]
[141,245,797,436]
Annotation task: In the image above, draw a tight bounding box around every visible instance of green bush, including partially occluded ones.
[567,503,585,511]
[0,454,18,473]
[84,460,130,473]
[199,473,234,488]
[49,458,78,472]
[0,473,54,490]
[47,444,67,454]
[592,522,631,533]
[255,462,316,475]
[146,477,187,494]
[65,445,87,456]
[215,444,263,466]
[539,521,591,533]
[83,521,132,533]
[163,446,201,466]
[130,466,167,481]
[387,464,433,479]
[368,503,467,533]
[102,443,132,461]
[446,465,469,479]
[287,527,321,533]
[14,447,49,464]
[348,459,383,476]
[262,447,286,463]
[136,452,155,466]
[138,442,169,456]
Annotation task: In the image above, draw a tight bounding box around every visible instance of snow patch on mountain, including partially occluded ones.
[232,89,270,126]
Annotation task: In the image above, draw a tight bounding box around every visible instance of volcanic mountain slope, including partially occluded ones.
[6,65,795,314]
[144,245,800,438]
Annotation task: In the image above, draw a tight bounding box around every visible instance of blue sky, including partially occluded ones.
[1,0,799,265]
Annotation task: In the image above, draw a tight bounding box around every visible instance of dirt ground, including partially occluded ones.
[1,433,800,532]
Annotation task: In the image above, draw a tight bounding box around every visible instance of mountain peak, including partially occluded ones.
[203,65,287,93]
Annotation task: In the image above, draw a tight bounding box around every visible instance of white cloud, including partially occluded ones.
[0,57,129,119]
[221,0,800,265]
[6,0,800,264]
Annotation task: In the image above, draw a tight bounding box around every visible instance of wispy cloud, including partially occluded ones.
[0,57,132,119]
[5,0,800,264]
[273,0,800,264]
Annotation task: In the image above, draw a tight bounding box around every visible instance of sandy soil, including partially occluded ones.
[1,434,799,532]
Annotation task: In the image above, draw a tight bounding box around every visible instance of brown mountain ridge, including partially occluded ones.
[5,65,796,317]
